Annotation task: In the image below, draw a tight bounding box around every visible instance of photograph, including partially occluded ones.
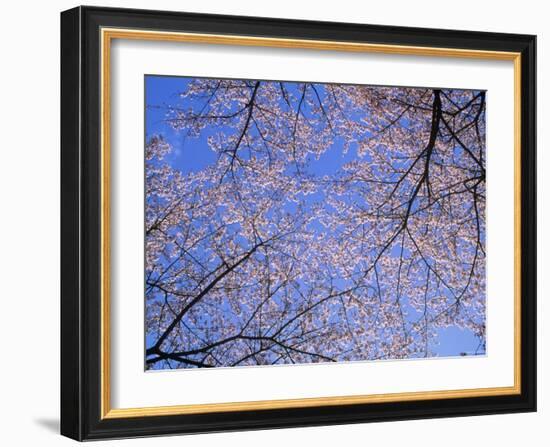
[144,76,487,370]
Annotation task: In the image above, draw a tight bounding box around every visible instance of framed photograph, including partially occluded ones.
[60,6,536,441]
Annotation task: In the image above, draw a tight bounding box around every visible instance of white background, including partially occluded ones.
[0,0,546,446]
[112,39,515,408]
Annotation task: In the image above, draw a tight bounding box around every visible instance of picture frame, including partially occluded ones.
[60,5,536,441]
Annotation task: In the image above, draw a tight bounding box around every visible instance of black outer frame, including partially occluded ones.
[60,5,536,441]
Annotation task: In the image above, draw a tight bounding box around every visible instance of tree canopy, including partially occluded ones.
[145,78,486,369]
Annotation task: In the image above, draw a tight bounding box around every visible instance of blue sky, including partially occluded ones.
[145,74,485,363]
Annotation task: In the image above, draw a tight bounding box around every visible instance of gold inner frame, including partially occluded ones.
[100,27,522,419]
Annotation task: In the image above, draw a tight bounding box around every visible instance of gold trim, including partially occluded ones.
[100,27,522,419]
[100,29,112,419]
[105,386,519,419]
[103,28,520,60]
[514,54,522,391]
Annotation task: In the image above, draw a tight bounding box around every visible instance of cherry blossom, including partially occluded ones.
[145,79,486,369]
